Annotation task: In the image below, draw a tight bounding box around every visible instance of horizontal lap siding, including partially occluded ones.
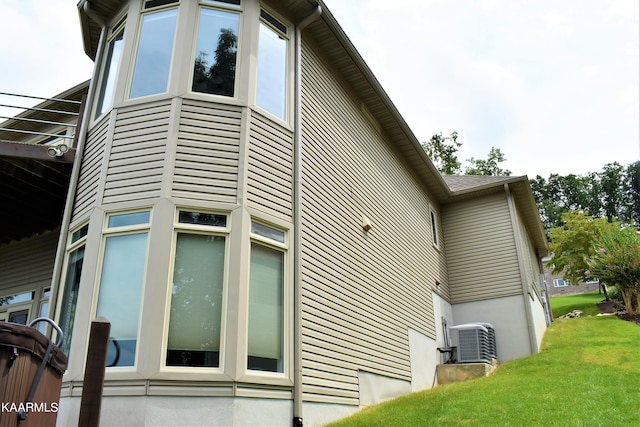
[72,115,109,222]
[247,113,293,220]
[300,42,446,404]
[172,100,241,203]
[103,101,170,204]
[0,231,57,290]
[442,194,522,304]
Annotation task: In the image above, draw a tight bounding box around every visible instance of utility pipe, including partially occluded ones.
[293,4,322,427]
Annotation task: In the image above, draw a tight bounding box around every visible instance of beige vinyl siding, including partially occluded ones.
[246,111,293,220]
[72,114,109,222]
[0,230,57,291]
[102,101,170,204]
[514,205,541,296]
[172,100,241,203]
[442,193,522,304]
[300,42,447,404]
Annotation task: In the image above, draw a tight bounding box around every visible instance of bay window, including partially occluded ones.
[58,223,88,356]
[256,9,288,120]
[191,1,241,96]
[165,210,229,368]
[95,15,126,118]
[247,221,286,373]
[96,211,150,367]
[129,5,178,98]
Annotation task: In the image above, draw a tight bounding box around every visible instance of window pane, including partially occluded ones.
[9,309,29,325]
[167,233,225,367]
[95,27,125,118]
[0,291,34,306]
[97,233,148,367]
[256,22,287,119]
[59,245,84,356]
[178,211,227,227]
[192,8,239,96]
[129,9,178,98]
[251,221,284,244]
[37,301,49,334]
[108,211,150,228]
[247,243,284,372]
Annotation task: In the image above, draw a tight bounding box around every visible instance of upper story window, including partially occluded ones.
[95,15,126,118]
[430,209,440,248]
[191,0,241,97]
[256,9,288,120]
[553,279,568,288]
[129,3,179,99]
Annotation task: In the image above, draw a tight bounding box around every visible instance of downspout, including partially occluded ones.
[504,184,539,355]
[49,0,106,322]
[293,4,321,427]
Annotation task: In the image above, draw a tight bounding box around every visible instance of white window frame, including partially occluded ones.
[254,7,291,122]
[430,208,440,249]
[161,208,231,372]
[553,279,568,287]
[93,209,151,370]
[94,13,127,119]
[245,219,289,376]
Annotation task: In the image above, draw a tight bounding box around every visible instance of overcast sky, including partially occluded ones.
[1,0,638,178]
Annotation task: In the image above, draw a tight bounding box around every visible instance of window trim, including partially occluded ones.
[94,13,127,119]
[430,208,440,249]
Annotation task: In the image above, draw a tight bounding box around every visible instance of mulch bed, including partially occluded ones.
[597,299,640,327]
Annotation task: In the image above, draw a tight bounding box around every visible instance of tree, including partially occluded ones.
[547,210,612,297]
[600,162,625,223]
[465,147,512,176]
[589,225,640,315]
[625,161,640,225]
[192,28,238,96]
[421,131,462,175]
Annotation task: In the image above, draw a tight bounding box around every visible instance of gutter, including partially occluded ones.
[293,4,322,427]
[48,0,107,336]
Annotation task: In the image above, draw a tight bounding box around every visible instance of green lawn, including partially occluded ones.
[326,295,639,427]
[549,291,604,317]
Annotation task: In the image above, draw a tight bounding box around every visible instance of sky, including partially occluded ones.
[1,0,638,178]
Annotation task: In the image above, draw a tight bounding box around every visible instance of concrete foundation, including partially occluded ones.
[436,359,498,385]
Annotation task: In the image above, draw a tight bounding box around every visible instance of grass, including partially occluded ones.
[326,294,640,427]
[549,291,604,317]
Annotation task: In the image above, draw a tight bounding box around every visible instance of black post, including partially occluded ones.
[78,317,110,427]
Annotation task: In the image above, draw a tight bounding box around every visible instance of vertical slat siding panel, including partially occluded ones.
[102,101,171,204]
[72,115,109,222]
[0,231,58,290]
[300,42,447,404]
[172,100,241,203]
[442,194,522,304]
[247,113,293,220]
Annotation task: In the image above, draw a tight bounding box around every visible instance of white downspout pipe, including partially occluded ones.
[293,4,321,427]
[48,0,106,325]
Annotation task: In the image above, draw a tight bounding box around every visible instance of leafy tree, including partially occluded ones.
[589,225,640,315]
[625,161,640,225]
[421,131,462,175]
[192,28,238,96]
[600,162,625,222]
[465,147,512,176]
[547,210,612,297]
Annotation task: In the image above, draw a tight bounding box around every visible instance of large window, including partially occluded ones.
[247,221,286,373]
[191,1,241,96]
[96,211,150,367]
[256,10,288,120]
[165,210,228,368]
[58,224,88,356]
[95,15,126,118]
[129,6,178,98]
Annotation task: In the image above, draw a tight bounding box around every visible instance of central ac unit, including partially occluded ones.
[449,322,496,363]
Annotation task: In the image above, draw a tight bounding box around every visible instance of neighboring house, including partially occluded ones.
[542,256,600,296]
[0,1,549,426]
